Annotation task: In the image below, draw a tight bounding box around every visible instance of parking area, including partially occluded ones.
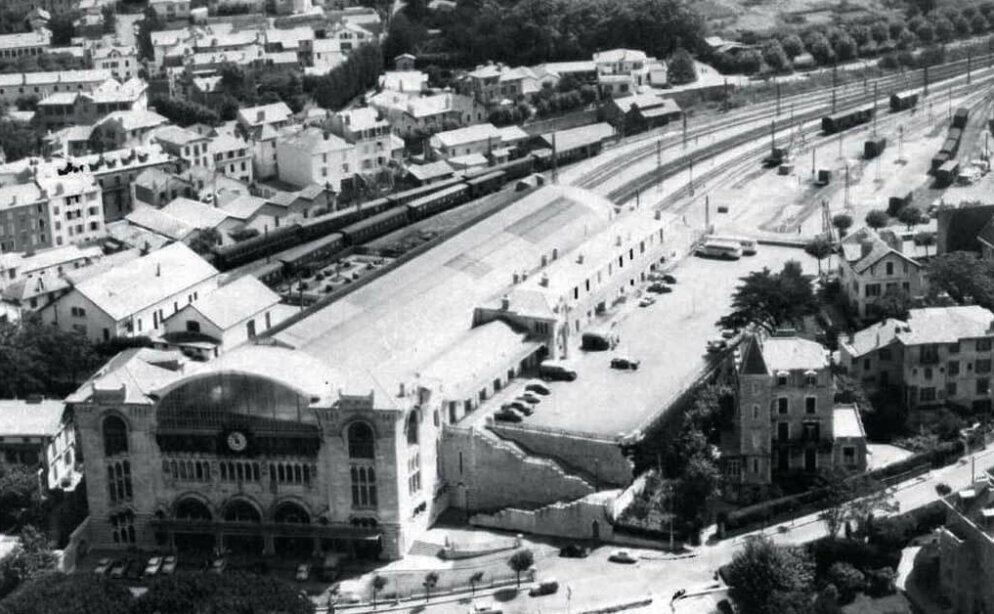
[464,244,819,438]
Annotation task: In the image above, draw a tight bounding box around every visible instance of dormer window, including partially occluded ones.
[776,371,789,387]
[804,371,817,387]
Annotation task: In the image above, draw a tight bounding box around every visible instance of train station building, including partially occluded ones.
[68,185,679,561]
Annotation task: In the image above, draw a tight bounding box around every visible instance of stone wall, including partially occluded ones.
[470,492,618,541]
[488,424,633,487]
[441,426,594,512]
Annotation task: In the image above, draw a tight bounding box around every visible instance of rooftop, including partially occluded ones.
[0,243,102,275]
[179,275,280,331]
[612,92,681,115]
[833,404,866,439]
[209,133,248,155]
[379,70,427,93]
[280,127,352,154]
[67,347,187,405]
[68,242,218,322]
[762,336,828,372]
[125,206,196,241]
[218,194,267,220]
[0,29,51,50]
[0,400,64,438]
[430,123,502,149]
[336,107,388,132]
[407,160,455,182]
[238,102,293,128]
[901,306,994,345]
[161,197,232,229]
[540,122,615,153]
[0,183,45,211]
[154,125,207,147]
[97,109,168,132]
[593,48,647,64]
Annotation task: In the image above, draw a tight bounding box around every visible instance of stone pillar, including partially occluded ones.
[263,533,275,556]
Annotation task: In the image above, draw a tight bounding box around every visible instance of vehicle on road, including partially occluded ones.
[109,559,130,579]
[296,563,311,582]
[161,555,177,575]
[529,578,560,597]
[559,543,589,558]
[539,360,578,381]
[647,283,672,294]
[507,400,532,414]
[469,602,503,614]
[580,329,619,351]
[610,357,640,370]
[94,558,114,576]
[525,381,550,395]
[209,558,227,574]
[518,392,541,404]
[706,235,757,256]
[706,339,728,353]
[661,274,677,284]
[720,329,737,340]
[495,409,523,422]
[638,296,656,307]
[696,239,742,260]
[608,550,637,564]
[331,580,364,604]
[144,556,163,577]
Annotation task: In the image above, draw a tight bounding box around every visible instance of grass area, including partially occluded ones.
[705,0,899,35]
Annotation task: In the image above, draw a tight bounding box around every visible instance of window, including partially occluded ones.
[350,466,377,508]
[408,452,421,495]
[950,342,961,354]
[947,382,958,397]
[406,412,419,445]
[949,361,960,376]
[803,422,820,440]
[866,284,881,297]
[805,397,817,414]
[924,367,933,380]
[920,345,939,364]
[978,359,991,374]
[980,339,993,352]
[107,460,132,504]
[843,447,856,466]
[109,509,135,543]
[777,398,788,415]
[886,262,894,275]
[752,458,760,474]
[805,373,817,387]
[246,320,256,339]
[776,374,788,387]
[978,378,990,396]
[70,306,86,317]
[920,387,936,402]
[102,415,128,456]
[348,422,374,458]
[752,404,759,420]
[726,460,741,478]
[777,422,789,440]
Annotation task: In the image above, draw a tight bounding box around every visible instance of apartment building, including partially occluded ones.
[46,242,219,343]
[239,102,294,179]
[372,91,486,139]
[90,109,169,151]
[0,183,52,253]
[0,399,67,487]
[36,78,148,128]
[428,123,504,165]
[149,0,191,20]
[939,476,994,614]
[91,45,139,81]
[209,134,253,183]
[839,227,926,319]
[462,63,541,106]
[0,69,112,104]
[275,128,356,192]
[593,48,649,97]
[0,243,103,293]
[329,107,404,174]
[723,333,868,502]
[0,29,51,60]
[37,173,105,247]
[840,305,994,413]
[154,125,212,171]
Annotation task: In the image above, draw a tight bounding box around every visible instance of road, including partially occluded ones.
[324,445,994,614]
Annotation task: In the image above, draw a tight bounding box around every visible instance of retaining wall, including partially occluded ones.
[470,492,619,541]
[489,425,633,487]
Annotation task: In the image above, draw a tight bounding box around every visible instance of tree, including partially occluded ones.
[914,230,936,257]
[372,575,387,609]
[874,288,911,321]
[507,549,534,588]
[469,571,484,596]
[667,47,697,85]
[870,22,890,44]
[955,15,972,36]
[819,469,899,541]
[865,209,889,230]
[132,571,314,614]
[137,6,163,62]
[101,4,116,34]
[0,526,56,600]
[674,454,722,527]
[0,119,43,161]
[737,49,762,74]
[972,13,990,34]
[916,21,935,43]
[926,252,994,307]
[0,467,47,532]
[826,562,865,603]
[807,32,834,64]
[189,227,222,256]
[151,96,219,126]
[832,33,857,61]
[804,236,834,276]
[831,213,853,237]
[725,535,815,614]
[782,34,804,59]
[762,39,790,73]
[717,261,817,333]
[422,571,439,601]
[933,17,954,42]
[48,12,76,46]
[0,572,131,614]
[897,206,922,230]
[0,315,98,398]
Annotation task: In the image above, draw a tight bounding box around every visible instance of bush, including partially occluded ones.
[866,567,896,597]
[809,538,900,578]
[826,562,865,603]
[935,482,952,496]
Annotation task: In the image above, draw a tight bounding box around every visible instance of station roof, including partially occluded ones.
[270,185,617,407]
[540,123,615,153]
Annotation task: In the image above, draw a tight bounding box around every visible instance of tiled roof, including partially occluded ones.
[161,197,231,229]
[593,48,647,63]
[431,123,501,148]
[280,127,352,154]
[0,400,64,437]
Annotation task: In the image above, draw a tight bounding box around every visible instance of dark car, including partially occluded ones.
[495,409,523,423]
[611,357,640,370]
[94,558,114,576]
[504,401,532,416]
[647,283,672,294]
[525,381,551,395]
[559,543,589,558]
[109,559,131,579]
[662,274,677,284]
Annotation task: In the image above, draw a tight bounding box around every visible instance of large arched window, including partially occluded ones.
[406,412,419,446]
[274,501,310,524]
[175,497,212,521]
[103,415,128,456]
[224,500,261,523]
[348,422,375,459]
[107,460,132,504]
[350,466,377,509]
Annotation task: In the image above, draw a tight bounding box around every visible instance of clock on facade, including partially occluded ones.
[226,431,248,453]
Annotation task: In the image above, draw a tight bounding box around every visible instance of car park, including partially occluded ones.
[94,558,113,576]
[525,381,550,395]
[529,578,560,596]
[506,401,532,415]
[638,296,656,307]
[610,357,640,370]
[608,550,637,564]
[161,555,177,575]
[559,543,589,558]
[143,556,163,577]
[295,563,311,582]
[647,283,672,294]
[539,360,578,381]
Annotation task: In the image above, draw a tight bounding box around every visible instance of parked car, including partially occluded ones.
[720,328,737,340]
[495,409,523,423]
[608,550,637,564]
[518,393,541,404]
[638,296,656,307]
[109,559,130,579]
[295,563,311,582]
[706,339,727,353]
[143,556,163,577]
[506,401,533,415]
[161,555,178,575]
[209,558,227,574]
[662,274,677,284]
[611,357,640,370]
[647,283,672,294]
[559,543,589,558]
[529,578,560,596]
[469,602,503,614]
[94,558,114,576]
[525,381,551,395]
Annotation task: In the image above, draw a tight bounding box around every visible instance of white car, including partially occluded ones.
[143,556,163,577]
[639,296,656,307]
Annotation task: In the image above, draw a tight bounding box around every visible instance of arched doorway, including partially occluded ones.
[174,497,215,554]
[222,499,263,556]
[273,502,311,557]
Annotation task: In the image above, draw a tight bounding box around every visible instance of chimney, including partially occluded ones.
[539,273,549,287]
[56,182,64,195]
[10,195,16,205]
[654,210,661,220]
[323,130,330,140]
[398,382,406,397]
[576,253,584,265]
[344,114,350,126]
[552,247,558,260]
[501,295,510,310]
[616,235,622,247]
[156,263,161,277]
[540,255,548,267]
[513,272,520,284]
[256,110,265,123]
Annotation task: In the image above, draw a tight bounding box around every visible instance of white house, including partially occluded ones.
[276,128,356,192]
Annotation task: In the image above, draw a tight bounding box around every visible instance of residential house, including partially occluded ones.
[329,107,403,174]
[839,306,994,413]
[0,243,103,293]
[69,144,177,222]
[462,63,541,106]
[373,91,486,139]
[593,48,649,97]
[0,69,112,104]
[276,128,356,192]
[0,399,66,479]
[428,123,503,167]
[154,125,213,171]
[161,275,285,358]
[124,206,198,245]
[0,183,51,253]
[90,109,169,151]
[209,133,253,183]
[160,196,246,244]
[939,476,994,614]
[238,102,294,179]
[532,60,597,85]
[723,333,868,502]
[43,125,95,158]
[603,91,682,132]
[45,241,219,343]
[379,70,428,96]
[310,38,344,75]
[149,0,191,20]
[36,77,148,129]
[394,53,416,71]
[91,45,139,81]
[37,172,106,248]
[149,29,195,75]
[264,26,315,66]
[131,167,197,210]
[838,227,926,319]
[45,407,81,490]
[0,29,51,60]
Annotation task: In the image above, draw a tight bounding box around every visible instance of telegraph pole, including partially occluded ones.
[656,137,663,194]
[689,157,694,196]
[898,125,905,162]
[682,114,688,148]
[873,82,878,135]
[775,78,781,116]
[968,50,973,85]
[832,88,837,113]
[844,164,851,210]
[552,132,559,184]
[704,193,709,231]
[770,120,776,154]
[811,146,817,182]
[923,64,929,97]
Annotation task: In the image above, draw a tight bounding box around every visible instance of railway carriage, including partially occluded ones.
[466,170,506,198]
[387,177,464,206]
[276,232,347,278]
[936,159,961,187]
[406,184,471,220]
[821,106,875,134]
[211,224,303,270]
[339,207,409,244]
[889,91,919,112]
[953,107,970,130]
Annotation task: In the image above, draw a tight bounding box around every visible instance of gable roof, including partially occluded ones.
[161,197,231,229]
[238,102,293,128]
[126,206,196,241]
[0,400,64,437]
[66,347,187,404]
[430,123,501,148]
[182,275,279,330]
[762,336,827,372]
[69,242,218,321]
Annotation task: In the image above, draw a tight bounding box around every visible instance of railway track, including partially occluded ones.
[602,53,994,204]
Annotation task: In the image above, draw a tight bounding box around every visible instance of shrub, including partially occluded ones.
[867,567,896,597]
[936,482,952,496]
[827,562,865,603]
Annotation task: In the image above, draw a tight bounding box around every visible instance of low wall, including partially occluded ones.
[470,492,619,541]
[442,426,594,512]
[57,516,90,573]
[489,425,633,487]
